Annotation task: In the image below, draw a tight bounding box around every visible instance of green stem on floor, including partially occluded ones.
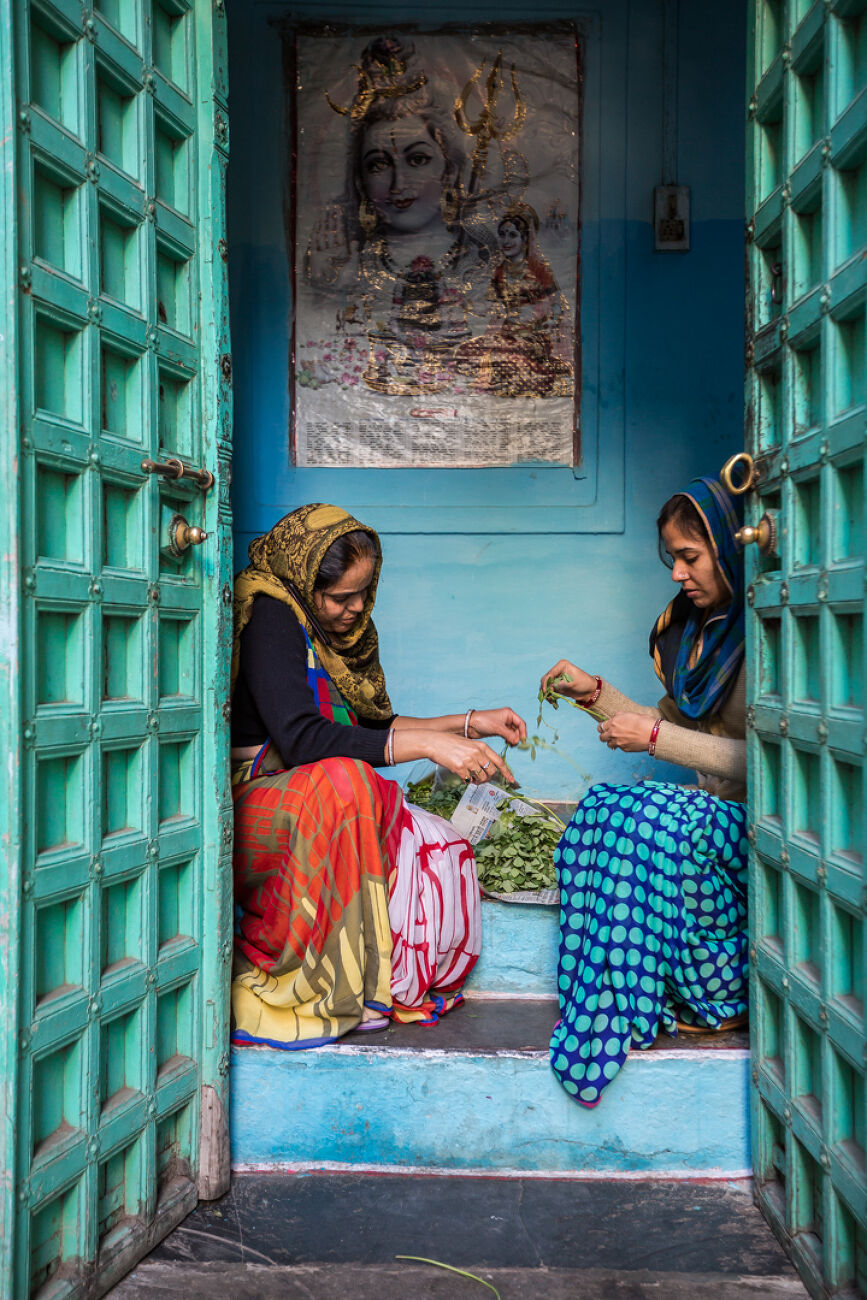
[395,1256,502,1298]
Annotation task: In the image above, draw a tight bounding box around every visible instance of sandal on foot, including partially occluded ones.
[676,1011,748,1034]
[355,1014,390,1032]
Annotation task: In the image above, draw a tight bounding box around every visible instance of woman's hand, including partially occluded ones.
[540,660,598,701]
[597,713,655,753]
[423,731,517,786]
[468,708,527,746]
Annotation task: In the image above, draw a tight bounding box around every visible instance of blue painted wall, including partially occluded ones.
[227,0,746,799]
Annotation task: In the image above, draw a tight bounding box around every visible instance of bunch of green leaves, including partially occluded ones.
[406,771,463,820]
[536,672,604,730]
[473,809,562,895]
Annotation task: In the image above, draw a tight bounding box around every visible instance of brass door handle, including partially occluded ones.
[735,510,778,556]
[142,457,215,491]
[169,513,209,556]
[720,452,757,495]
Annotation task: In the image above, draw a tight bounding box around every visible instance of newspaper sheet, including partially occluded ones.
[449,782,549,845]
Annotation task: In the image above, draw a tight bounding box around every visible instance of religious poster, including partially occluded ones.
[289,26,581,468]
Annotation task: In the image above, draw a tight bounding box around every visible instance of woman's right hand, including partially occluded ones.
[540,660,599,702]
[421,731,517,786]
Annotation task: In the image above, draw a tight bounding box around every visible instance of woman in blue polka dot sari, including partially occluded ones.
[541,478,748,1107]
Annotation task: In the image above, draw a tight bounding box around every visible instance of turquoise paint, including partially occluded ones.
[468,903,559,997]
[1,2,233,1292]
[230,1042,750,1174]
[0,0,20,1282]
[744,3,867,1293]
[227,0,746,799]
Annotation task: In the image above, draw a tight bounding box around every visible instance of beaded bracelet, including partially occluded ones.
[647,717,663,757]
[577,676,603,710]
[463,709,475,738]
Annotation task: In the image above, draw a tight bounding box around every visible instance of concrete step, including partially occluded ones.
[230,999,750,1177]
[110,1172,806,1299]
[468,899,559,998]
[111,1262,808,1298]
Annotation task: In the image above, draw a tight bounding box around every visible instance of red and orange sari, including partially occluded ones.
[231,638,480,1050]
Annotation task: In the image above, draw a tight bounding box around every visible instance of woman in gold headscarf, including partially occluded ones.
[230,503,526,1049]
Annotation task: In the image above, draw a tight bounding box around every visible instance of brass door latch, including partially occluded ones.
[141,457,214,491]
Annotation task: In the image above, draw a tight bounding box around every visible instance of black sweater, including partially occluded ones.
[231,596,394,768]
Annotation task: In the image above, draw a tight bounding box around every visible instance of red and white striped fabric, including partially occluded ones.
[385,798,481,1019]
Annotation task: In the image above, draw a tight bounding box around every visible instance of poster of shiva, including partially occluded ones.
[289,26,581,468]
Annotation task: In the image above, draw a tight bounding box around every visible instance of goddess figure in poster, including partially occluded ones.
[305,37,492,397]
[455,204,573,397]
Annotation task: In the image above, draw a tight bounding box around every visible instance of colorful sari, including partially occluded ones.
[231,633,480,1049]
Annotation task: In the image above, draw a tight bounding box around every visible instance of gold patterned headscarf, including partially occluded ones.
[231,503,392,721]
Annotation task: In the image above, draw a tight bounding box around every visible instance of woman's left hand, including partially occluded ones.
[468,708,528,746]
[597,713,656,753]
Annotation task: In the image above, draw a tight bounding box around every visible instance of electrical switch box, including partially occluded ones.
[654,185,690,251]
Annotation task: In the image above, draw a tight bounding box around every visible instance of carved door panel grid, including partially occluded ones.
[6,0,233,1294]
[747,1,867,1295]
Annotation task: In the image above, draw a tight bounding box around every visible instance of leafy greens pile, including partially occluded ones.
[404,679,594,895]
[472,809,563,895]
[405,771,463,821]
[406,771,564,896]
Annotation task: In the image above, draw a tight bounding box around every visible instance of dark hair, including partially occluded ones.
[314,530,378,591]
[656,494,710,569]
[498,215,529,238]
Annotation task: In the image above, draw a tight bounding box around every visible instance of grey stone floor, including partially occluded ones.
[110,1173,808,1299]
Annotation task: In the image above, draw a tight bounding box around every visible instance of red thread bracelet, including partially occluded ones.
[648,717,663,757]
[578,676,603,709]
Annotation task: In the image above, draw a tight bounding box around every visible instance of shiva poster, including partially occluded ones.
[290,26,581,468]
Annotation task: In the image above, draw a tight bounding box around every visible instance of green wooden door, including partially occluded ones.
[0,0,233,1293]
[746,1,866,1295]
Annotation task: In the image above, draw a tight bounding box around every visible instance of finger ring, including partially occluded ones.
[481,761,491,770]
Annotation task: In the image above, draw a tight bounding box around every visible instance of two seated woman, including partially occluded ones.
[230,482,747,1102]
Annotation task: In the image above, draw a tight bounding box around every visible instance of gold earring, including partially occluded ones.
[359,198,378,234]
[440,186,459,226]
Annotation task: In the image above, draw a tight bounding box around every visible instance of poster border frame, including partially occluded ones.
[277,9,625,535]
[289,19,583,473]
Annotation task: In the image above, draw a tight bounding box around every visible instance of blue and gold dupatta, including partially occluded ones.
[649,477,745,720]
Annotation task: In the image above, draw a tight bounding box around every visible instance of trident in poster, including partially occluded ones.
[454,50,526,199]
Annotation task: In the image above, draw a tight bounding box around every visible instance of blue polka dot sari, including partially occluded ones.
[550,780,748,1107]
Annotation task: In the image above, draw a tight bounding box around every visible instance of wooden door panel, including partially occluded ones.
[2,0,232,1293]
[747,1,867,1295]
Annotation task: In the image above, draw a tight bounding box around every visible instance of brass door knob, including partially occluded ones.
[169,514,209,556]
[735,510,778,556]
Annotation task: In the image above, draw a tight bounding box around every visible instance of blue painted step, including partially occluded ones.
[230,1000,751,1177]
[468,899,559,997]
